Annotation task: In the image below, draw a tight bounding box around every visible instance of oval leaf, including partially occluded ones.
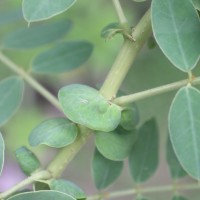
[166,136,187,179]
[0,76,24,126]
[129,119,159,183]
[172,195,188,200]
[32,41,93,73]
[169,86,200,179]
[92,149,123,189]
[0,132,5,176]
[95,128,138,161]
[15,146,41,175]
[3,20,72,49]
[29,118,77,148]
[22,0,76,23]
[58,84,121,132]
[50,179,86,200]
[152,0,200,72]
[8,191,75,200]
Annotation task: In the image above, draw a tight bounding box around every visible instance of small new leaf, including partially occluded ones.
[101,23,123,40]
[92,149,123,189]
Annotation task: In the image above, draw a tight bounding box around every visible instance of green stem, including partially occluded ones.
[112,0,128,25]
[0,52,61,110]
[100,9,151,99]
[0,170,51,200]
[47,126,92,178]
[114,76,200,105]
[87,183,200,200]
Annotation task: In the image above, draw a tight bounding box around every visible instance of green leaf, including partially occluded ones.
[166,136,187,179]
[58,84,121,132]
[129,119,159,183]
[172,195,188,200]
[92,149,123,189]
[32,41,93,74]
[169,86,200,179]
[50,179,86,200]
[15,146,41,175]
[29,118,77,148]
[95,128,138,161]
[3,20,72,49]
[22,0,76,23]
[0,132,5,176]
[101,23,122,39]
[151,0,200,72]
[8,191,75,200]
[192,0,200,10]
[0,76,24,126]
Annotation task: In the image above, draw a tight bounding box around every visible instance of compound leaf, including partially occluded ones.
[92,149,123,189]
[166,136,187,179]
[129,119,159,183]
[169,86,200,180]
[50,179,86,200]
[3,20,72,49]
[8,191,75,200]
[0,76,24,126]
[58,84,121,132]
[152,0,200,72]
[32,41,93,73]
[0,132,5,176]
[29,118,77,148]
[22,0,76,23]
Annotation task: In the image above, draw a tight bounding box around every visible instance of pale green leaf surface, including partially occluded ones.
[8,191,75,200]
[29,118,77,148]
[152,0,200,72]
[166,136,187,179]
[92,149,123,189]
[169,86,200,179]
[0,132,5,176]
[172,195,188,200]
[3,20,72,49]
[58,84,121,132]
[32,41,93,73]
[50,179,86,199]
[101,23,122,39]
[0,76,24,126]
[22,0,76,22]
[129,119,159,183]
[95,128,138,161]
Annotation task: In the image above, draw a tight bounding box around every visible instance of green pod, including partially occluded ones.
[120,105,139,131]
[15,146,41,175]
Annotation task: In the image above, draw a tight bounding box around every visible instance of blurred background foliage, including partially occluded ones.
[0,0,199,199]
